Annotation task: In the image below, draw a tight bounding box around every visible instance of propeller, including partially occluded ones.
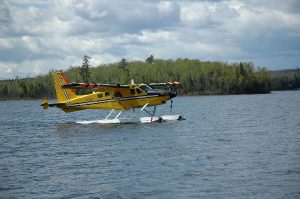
[149,82,180,87]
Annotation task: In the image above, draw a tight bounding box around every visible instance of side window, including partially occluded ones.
[98,93,103,98]
[130,89,136,95]
[115,91,122,97]
[105,92,110,97]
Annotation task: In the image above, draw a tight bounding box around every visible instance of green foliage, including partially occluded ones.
[2,58,297,99]
[0,72,54,99]
[270,69,300,90]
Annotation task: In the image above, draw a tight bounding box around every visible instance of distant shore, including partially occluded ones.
[0,59,299,100]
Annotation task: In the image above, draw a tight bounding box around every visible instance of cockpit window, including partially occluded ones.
[139,85,152,92]
[130,89,136,95]
[136,89,141,94]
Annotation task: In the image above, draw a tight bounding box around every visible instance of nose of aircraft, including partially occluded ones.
[169,90,177,98]
[146,89,177,98]
[160,90,177,98]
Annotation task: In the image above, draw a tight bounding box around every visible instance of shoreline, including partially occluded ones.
[1,89,299,101]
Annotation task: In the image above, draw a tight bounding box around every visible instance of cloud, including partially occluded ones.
[180,1,238,28]
[0,0,300,79]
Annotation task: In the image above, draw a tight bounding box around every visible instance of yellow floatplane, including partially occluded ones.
[41,71,183,124]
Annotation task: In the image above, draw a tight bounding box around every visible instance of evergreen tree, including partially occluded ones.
[146,54,155,64]
[119,58,128,72]
[79,55,91,83]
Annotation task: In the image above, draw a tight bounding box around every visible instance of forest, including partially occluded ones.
[0,58,299,99]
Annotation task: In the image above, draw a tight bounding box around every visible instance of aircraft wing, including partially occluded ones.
[62,82,129,89]
[149,81,180,87]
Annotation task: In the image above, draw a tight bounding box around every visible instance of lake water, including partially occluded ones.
[0,91,299,198]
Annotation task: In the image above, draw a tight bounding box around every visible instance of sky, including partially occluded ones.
[0,0,300,79]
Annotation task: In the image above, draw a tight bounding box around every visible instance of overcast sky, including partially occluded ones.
[0,0,300,79]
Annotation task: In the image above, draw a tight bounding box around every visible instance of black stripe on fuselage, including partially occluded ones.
[67,95,160,108]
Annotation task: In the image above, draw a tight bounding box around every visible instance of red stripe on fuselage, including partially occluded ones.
[61,72,75,94]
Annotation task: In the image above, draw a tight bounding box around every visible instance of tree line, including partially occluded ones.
[0,57,299,99]
[270,69,300,90]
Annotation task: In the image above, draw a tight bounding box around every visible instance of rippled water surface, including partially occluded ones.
[1,91,300,198]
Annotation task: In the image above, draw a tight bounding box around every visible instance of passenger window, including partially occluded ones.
[105,92,110,97]
[130,89,136,95]
[115,91,122,97]
[98,93,103,98]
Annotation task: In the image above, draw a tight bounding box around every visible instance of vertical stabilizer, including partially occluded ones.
[52,71,77,103]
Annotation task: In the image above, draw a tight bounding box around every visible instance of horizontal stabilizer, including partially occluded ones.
[41,98,49,110]
[40,98,65,109]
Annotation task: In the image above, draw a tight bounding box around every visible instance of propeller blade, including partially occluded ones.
[149,81,180,87]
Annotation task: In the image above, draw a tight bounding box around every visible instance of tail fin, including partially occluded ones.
[52,71,77,103]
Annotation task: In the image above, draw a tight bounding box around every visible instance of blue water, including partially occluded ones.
[0,91,300,198]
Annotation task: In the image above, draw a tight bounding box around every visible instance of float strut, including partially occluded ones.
[114,111,122,119]
[105,109,115,120]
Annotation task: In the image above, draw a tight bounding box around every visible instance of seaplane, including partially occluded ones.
[41,71,184,124]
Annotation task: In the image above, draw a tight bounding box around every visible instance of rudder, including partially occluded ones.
[52,71,77,103]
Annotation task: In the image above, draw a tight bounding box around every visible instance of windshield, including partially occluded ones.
[139,84,152,91]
